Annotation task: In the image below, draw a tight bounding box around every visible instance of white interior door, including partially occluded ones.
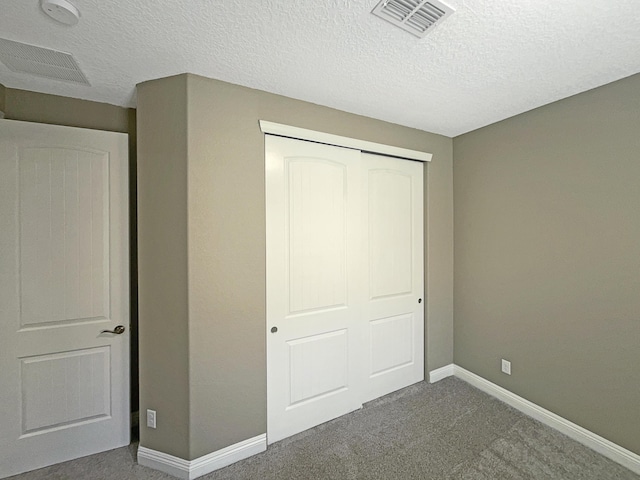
[266,135,364,444]
[361,153,424,402]
[0,120,130,478]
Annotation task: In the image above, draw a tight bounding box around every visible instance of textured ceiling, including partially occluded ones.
[1,0,640,136]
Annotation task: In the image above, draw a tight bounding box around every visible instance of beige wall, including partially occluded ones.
[137,73,454,459]
[137,75,191,459]
[0,83,5,115]
[4,88,131,133]
[453,73,640,455]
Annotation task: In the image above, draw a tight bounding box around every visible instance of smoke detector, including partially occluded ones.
[372,0,455,38]
[41,0,81,26]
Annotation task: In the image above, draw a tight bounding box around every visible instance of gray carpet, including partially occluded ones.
[9,378,639,480]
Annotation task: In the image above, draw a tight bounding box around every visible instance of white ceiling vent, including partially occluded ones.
[0,38,90,86]
[372,0,455,38]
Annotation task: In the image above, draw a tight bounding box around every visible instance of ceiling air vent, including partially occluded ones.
[372,0,455,38]
[0,38,90,86]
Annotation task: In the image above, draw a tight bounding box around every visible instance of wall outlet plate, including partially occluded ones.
[501,359,511,375]
[146,409,157,429]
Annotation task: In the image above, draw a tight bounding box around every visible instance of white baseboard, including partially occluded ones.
[428,364,456,383]
[451,365,640,475]
[137,434,267,480]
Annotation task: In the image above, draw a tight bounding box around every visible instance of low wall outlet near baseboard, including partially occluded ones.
[147,409,157,429]
[501,359,511,375]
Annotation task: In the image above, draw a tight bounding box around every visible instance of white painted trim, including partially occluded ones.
[259,120,432,162]
[137,434,267,480]
[453,366,640,475]
[428,364,455,383]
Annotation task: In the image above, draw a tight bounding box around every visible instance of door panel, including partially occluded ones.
[0,120,129,479]
[369,313,414,376]
[368,168,414,299]
[288,158,348,314]
[288,329,349,405]
[362,153,424,402]
[19,147,109,327]
[266,136,363,444]
[20,347,111,434]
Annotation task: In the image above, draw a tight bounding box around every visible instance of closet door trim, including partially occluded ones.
[259,120,432,163]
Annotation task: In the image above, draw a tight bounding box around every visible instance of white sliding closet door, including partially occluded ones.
[266,135,364,444]
[266,136,424,443]
[361,153,424,402]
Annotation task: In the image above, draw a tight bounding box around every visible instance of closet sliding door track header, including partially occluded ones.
[259,120,432,162]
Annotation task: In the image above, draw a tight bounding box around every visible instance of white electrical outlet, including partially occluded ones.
[501,359,511,375]
[146,409,157,429]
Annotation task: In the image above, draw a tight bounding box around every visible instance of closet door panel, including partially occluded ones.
[362,153,424,402]
[266,135,363,444]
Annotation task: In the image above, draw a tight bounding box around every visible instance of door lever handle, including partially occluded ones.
[101,325,126,335]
